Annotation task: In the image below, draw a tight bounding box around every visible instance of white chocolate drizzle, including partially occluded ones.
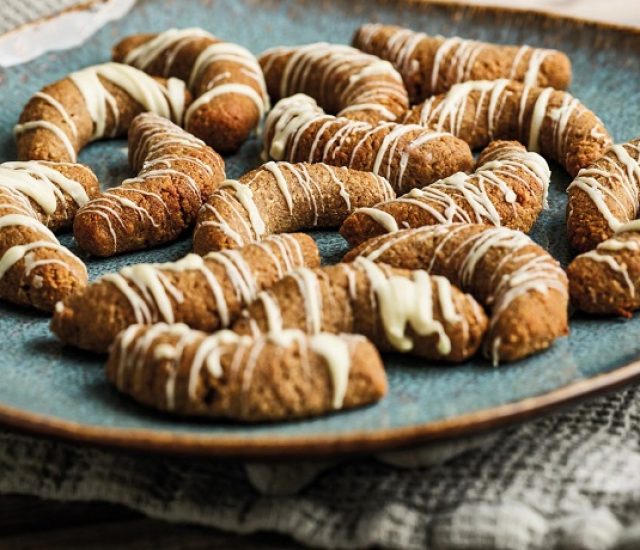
[354,142,549,232]
[356,24,560,94]
[196,161,395,248]
[259,42,407,121]
[123,27,214,74]
[568,139,640,234]
[576,232,640,300]
[357,224,567,365]
[0,161,90,216]
[98,234,306,327]
[113,324,357,411]
[15,62,187,161]
[409,79,610,172]
[253,258,470,357]
[122,28,269,134]
[75,113,221,255]
[263,94,457,193]
[0,162,89,289]
[355,258,461,354]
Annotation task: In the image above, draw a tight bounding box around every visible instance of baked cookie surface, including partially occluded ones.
[193,162,395,253]
[567,137,640,252]
[107,324,388,421]
[354,24,572,102]
[1,0,640,452]
[345,224,569,364]
[0,161,98,311]
[233,258,488,362]
[73,113,225,257]
[51,233,319,353]
[15,63,189,163]
[402,79,611,177]
[259,42,409,123]
[263,94,474,195]
[340,140,550,246]
[113,28,269,153]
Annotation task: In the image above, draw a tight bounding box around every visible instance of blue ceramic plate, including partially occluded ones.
[1,0,639,458]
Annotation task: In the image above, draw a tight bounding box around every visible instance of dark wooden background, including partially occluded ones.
[0,494,303,548]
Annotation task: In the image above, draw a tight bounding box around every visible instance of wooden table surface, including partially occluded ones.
[0,495,304,549]
[1,0,636,548]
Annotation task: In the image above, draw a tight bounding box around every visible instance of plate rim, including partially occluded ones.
[2,358,640,459]
[2,0,640,459]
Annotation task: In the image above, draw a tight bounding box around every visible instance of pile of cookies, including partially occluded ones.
[3,25,638,422]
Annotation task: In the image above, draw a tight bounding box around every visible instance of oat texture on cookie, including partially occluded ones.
[345,224,569,364]
[259,42,409,123]
[0,161,98,311]
[354,24,572,103]
[232,258,488,362]
[113,28,269,153]
[402,79,611,177]
[51,233,319,353]
[106,323,388,421]
[16,63,189,163]
[340,140,550,246]
[567,137,640,252]
[263,94,473,195]
[193,162,395,253]
[566,137,640,316]
[73,113,225,257]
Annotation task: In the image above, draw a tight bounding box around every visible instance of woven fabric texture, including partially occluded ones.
[2,385,640,550]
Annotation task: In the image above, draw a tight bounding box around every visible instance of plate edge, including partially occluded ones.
[2,0,640,458]
[2,358,640,459]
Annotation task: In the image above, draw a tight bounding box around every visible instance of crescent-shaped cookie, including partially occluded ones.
[340,140,550,246]
[16,62,190,162]
[51,233,319,352]
[193,161,394,254]
[263,94,473,195]
[233,258,488,362]
[354,24,571,102]
[73,113,224,257]
[113,28,269,153]
[107,324,388,422]
[402,79,611,177]
[344,224,569,364]
[259,42,409,123]
[0,161,98,310]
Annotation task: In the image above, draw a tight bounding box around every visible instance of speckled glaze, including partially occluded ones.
[0,0,639,458]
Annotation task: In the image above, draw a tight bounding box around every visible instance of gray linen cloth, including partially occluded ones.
[2,384,640,549]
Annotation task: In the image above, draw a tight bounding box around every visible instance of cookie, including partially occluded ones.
[402,79,611,177]
[259,43,409,123]
[106,323,387,421]
[192,161,395,253]
[263,94,474,194]
[232,258,488,362]
[0,161,99,311]
[344,224,569,364]
[354,24,572,102]
[73,113,225,257]
[15,62,190,163]
[113,27,269,153]
[340,140,550,246]
[51,233,319,353]
[567,231,640,317]
[567,137,640,252]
